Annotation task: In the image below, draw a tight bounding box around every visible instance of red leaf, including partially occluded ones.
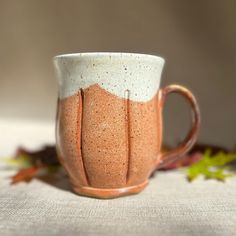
[10,167,39,184]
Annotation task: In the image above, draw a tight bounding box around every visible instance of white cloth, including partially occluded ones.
[0,119,235,236]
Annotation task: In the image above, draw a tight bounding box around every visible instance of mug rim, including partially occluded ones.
[54,52,165,64]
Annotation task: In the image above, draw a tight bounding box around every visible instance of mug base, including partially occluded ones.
[72,180,149,199]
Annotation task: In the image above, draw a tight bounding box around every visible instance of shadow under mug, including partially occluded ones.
[54,52,200,199]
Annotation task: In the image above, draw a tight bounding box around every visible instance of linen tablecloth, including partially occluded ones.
[0,119,235,236]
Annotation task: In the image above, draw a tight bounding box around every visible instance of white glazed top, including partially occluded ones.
[54,52,165,102]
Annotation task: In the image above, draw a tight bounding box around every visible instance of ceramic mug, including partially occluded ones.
[54,52,200,199]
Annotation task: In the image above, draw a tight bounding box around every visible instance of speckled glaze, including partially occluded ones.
[54,52,164,102]
[54,52,200,199]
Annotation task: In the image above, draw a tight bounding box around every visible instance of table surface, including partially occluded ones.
[0,119,236,236]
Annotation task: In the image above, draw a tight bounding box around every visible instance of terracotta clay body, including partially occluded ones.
[56,84,161,197]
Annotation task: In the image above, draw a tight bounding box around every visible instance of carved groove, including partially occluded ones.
[79,88,90,186]
[125,89,131,184]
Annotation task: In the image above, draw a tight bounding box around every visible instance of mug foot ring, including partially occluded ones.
[72,180,148,199]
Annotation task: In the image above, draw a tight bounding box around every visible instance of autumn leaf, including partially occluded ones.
[11,167,39,184]
[159,143,229,171]
[1,154,32,169]
[187,149,236,182]
[0,146,60,184]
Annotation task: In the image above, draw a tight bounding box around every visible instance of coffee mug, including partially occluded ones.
[54,52,200,198]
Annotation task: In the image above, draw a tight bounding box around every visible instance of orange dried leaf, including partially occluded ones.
[10,167,39,184]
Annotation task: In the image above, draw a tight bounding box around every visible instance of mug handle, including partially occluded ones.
[156,84,201,169]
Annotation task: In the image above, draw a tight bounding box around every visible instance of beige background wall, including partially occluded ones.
[0,0,236,148]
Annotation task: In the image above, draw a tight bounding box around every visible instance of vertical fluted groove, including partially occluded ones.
[79,88,90,186]
[125,89,131,184]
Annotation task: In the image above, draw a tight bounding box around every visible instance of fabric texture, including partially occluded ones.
[0,120,236,236]
[0,172,236,236]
